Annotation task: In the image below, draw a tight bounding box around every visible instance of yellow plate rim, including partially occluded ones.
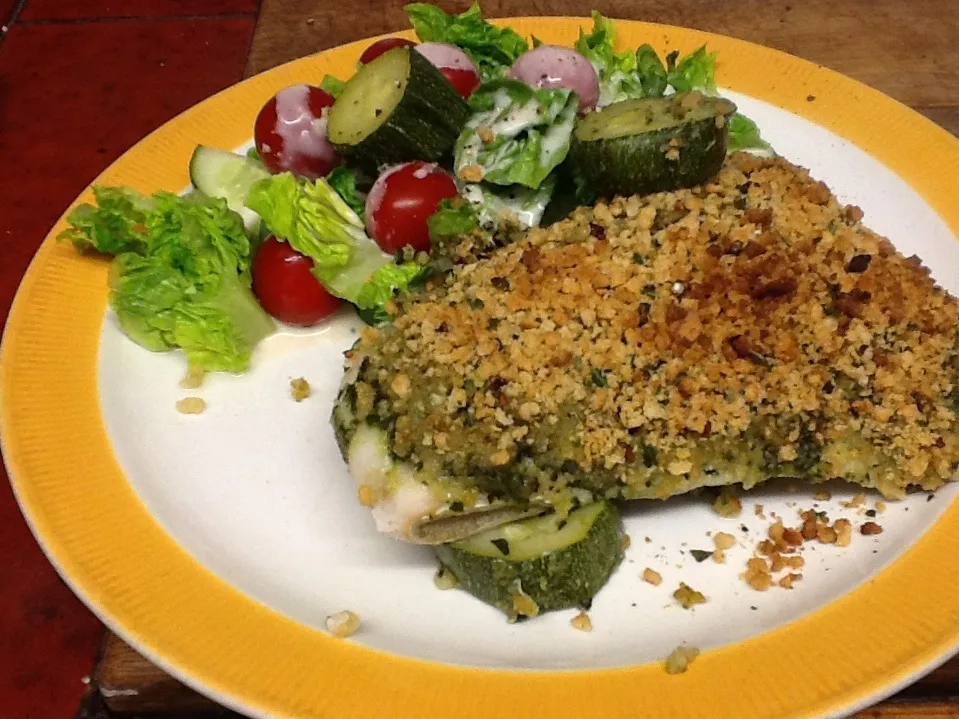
[3,17,959,719]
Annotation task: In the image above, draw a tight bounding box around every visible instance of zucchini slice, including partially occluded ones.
[569,92,736,197]
[434,501,624,618]
[189,145,271,233]
[327,47,470,172]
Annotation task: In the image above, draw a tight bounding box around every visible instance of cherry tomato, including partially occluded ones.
[252,236,342,326]
[365,162,459,254]
[359,37,417,64]
[254,84,340,180]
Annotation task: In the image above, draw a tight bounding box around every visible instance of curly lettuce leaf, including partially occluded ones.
[326,166,366,217]
[455,80,577,189]
[247,173,426,321]
[63,189,274,372]
[574,12,645,106]
[59,187,153,255]
[404,2,528,81]
[727,112,775,154]
[666,46,717,93]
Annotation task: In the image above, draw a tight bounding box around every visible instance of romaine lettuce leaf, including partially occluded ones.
[427,197,481,244]
[61,188,275,373]
[320,74,346,98]
[61,186,152,255]
[454,80,577,189]
[404,2,528,81]
[574,11,645,106]
[326,166,366,217]
[727,112,775,154]
[458,175,555,229]
[246,173,426,322]
[666,46,717,94]
[635,44,668,98]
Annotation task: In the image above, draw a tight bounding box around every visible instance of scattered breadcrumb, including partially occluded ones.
[434,567,459,590]
[842,493,866,509]
[712,488,742,517]
[673,582,706,608]
[642,567,663,585]
[571,611,593,632]
[457,164,484,182]
[290,377,312,402]
[511,588,540,619]
[713,532,736,550]
[179,366,205,390]
[176,397,206,414]
[744,556,773,591]
[622,533,632,550]
[778,573,803,589]
[875,501,887,513]
[754,504,766,519]
[814,489,832,501]
[861,521,884,535]
[834,518,853,547]
[326,610,360,638]
[664,644,700,674]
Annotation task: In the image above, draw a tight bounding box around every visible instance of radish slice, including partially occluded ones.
[508,45,600,112]
[415,42,478,72]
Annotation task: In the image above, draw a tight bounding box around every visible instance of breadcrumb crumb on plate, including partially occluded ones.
[326,610,360,638]
[664,645,700,674]
[290,377,311,402]
[176,397,206,414]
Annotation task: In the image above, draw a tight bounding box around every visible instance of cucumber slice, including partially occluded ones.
[189,145,271,233]
[327,47,470,172]
[434,501,624,618]
[569,92,736,198]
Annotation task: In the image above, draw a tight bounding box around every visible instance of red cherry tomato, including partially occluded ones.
[252,236,342,327]
[440,67,481,99]
[254,84,340,180]
[365,162,459,254]
[359,37,417,64]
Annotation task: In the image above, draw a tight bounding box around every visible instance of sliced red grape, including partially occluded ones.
[508,46,599,112]
[415,42,481,98]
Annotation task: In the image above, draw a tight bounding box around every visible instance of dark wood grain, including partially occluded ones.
[245,0,959,136]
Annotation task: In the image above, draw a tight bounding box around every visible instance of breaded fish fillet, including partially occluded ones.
[333,153,959,543]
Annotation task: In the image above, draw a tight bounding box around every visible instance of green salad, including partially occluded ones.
[61,3,771,375]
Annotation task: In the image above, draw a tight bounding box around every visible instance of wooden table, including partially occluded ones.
[70,0,959,716]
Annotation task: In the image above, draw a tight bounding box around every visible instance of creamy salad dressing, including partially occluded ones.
[274,84,337,169]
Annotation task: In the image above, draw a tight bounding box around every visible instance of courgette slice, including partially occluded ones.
[569,92,736,198]
[434,501,624,618]
[327,47,470,172]
[189,145,271,233]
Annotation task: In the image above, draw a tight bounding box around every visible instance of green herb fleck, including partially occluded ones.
[642,444,658,468]
[590,368,608,387]
[690,549,712,563]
